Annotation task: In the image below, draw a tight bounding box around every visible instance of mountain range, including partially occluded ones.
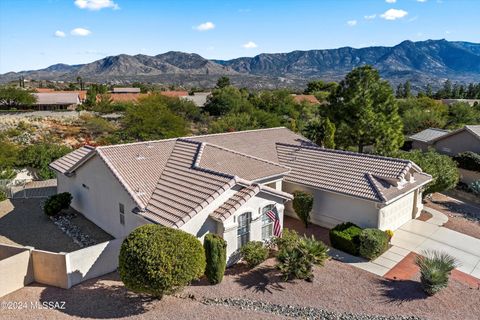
[1,39,479,89]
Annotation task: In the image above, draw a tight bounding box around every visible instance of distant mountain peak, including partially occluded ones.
[1,39,479,89]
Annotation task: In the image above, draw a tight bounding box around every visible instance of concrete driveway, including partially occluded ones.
[391,219,480,278]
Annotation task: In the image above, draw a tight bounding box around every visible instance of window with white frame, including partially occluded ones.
[237,212,251,248]
[261,204,275,240]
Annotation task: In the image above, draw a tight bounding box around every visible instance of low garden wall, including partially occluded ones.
[0,244,34,297]
[0,239,123,295]
[458,168,480,185]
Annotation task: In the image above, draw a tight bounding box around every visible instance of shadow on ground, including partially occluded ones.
[379,278,428,304]
[234,265,287,294]
[39,273,154,318]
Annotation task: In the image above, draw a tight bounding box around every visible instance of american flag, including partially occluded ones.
[266,206,282,237]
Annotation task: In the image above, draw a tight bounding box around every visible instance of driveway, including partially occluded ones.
[391,217,480,278]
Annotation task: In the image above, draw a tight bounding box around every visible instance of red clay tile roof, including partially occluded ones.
[292,95,320,105]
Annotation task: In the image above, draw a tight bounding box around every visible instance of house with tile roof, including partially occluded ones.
[50,128,431,262]
[410,125,480,155]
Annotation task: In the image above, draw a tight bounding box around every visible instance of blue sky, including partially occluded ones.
[0,0,479,73]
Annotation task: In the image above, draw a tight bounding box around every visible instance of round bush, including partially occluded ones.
[43,192,72,216]
[329,222,362,255]
[204,233,227,284]
[240,241,269,268]
[118,225,206,297]
[359,228,389,260]
[454,151,480,172]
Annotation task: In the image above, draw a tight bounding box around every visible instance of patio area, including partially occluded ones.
[0,198,112,252]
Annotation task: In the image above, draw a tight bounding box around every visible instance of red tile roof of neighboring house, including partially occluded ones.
[292,94,320,105]
[34,88,55,93]
[99,93,150,104]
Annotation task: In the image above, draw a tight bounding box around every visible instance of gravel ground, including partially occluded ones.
[0,198,111,252]
[425,193,480,240]
[2,259,479,320]
[416,211,432,222]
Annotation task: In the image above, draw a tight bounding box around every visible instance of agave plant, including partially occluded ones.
[469,180,480,195]
[415,250,458,295]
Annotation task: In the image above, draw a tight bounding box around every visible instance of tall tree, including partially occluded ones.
[215,76,231,89]
[0,87,36,108]
[327,66,403,154]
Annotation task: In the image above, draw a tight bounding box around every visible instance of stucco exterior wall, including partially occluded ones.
[31,250,69,289]
[412,141,431,152]
[433,130,480,155]
[283,182,379,229]
[66,239,123,288]
[57,155,148,238]
[0,244,34,297]
[221,192,286,264]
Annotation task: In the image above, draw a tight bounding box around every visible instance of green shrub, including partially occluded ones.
[204,233,227,284]
[43,192,72,216]
[292,191,314,228]
[276,232,329,281]
[469,180,480,195]
[329,222,362,255]
[273,228,300,251]
[118,225,206,297]
[454,152,480,172]
[415,250,457,296]
[240,241,269,268]
[359,229,389,260]
[0,189,7,202]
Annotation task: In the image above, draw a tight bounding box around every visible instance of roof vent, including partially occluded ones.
[146,142,153,149]
[136,153,145,160]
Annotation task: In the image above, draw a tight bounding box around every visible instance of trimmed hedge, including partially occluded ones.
[118,225,206,297]
[204,233,227,284]
[43,192,72,216]
[454,151,480,172]
[292,191,314,228]
[240,241,269,268]
[359,229,389,260]
[329,222,362,255]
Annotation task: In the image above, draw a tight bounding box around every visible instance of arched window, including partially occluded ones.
[261,204,275,240]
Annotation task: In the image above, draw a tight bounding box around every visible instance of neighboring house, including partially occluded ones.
[32,92,81,110]
[34,89,87,102]
[50,128,431,261]
[103,93,150,104]
[291,94,321,105]
[181,92,211,107]
[112,87,141,94]
[410,126,480,155]
[160,91,189,98]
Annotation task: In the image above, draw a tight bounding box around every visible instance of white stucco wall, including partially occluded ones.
[56,155,148,238]
[220,192,285,264]
[283,182,422,231]
[283,182,379,229]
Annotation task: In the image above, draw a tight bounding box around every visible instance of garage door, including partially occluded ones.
[379,192,414,231]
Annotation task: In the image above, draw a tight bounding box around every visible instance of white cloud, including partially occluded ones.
[347,20,357,26]
[54,30,66,38]
[71,28,92,36]
[194,22,215,31]
[417,0,428,2]
[380,9,408,20]
[242,41,257,49]
[385,0,396,3]
[74,0,119,10]
[364,14,376,20]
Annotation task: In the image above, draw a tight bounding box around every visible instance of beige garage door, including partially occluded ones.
[379,192,414,231]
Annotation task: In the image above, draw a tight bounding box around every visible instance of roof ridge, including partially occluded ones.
[189,139,291,171]
[276,142,414,166]
[365,173,387,202]
[96,127,290,150]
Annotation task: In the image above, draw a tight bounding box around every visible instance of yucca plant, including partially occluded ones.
[276,234,329,281]
[415,250,458,295]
